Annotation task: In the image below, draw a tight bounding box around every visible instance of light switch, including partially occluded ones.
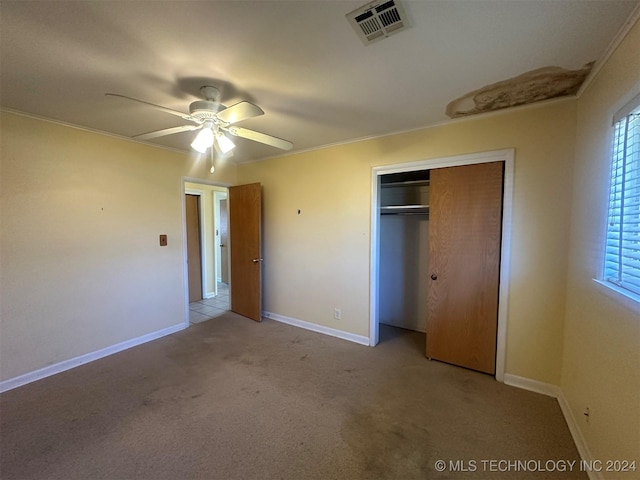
[159,234,168,246]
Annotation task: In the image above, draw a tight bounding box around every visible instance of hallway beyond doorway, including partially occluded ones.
[189,282,229,324]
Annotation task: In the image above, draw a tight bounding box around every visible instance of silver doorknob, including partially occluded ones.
[252,258,264,263]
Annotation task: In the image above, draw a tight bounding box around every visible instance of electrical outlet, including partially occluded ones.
[334,308,341,320]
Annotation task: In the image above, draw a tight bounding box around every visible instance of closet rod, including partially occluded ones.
[381,212,429,216]
[380,205,429,214]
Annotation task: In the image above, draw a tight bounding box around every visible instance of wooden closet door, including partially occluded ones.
[426,162,503,374]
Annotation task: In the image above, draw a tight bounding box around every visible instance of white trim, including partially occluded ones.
[577,3,640,98]
[185,188,209,300]
[592,279,640,314]
[612,92,640,124]
[503,373,561,398]
[0,107,191,156]
[0,323,186,393]
[263,311,370,346]
[213,190,229,289]
[370,176,381,347]
[237,98,575,165]
[369,149,514,383]
[593,81,640,315]
[180,184,191,327]
[608,81,640,127]
[557,392,603,480]
[182,176,232,189]
[496,156,514,383]
[503,374,602,480]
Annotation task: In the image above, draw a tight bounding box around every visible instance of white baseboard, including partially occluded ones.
[0,317,601,480]
[503,373,561,397]
[504,374,602,480]
[0,323,187,393]
[557,392,603,480]
[263,311,370,346]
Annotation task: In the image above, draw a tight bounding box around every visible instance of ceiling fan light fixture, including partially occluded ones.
[215,132,236,154]
[191,126,214,153]
[108,86,292,153]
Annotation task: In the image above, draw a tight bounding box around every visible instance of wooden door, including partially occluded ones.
[185,194,203,303]
[220,198,229,284]
[229,183,262,322]
[426,162,503,374]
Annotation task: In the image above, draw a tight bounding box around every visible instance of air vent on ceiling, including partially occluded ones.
[346,0,408,45]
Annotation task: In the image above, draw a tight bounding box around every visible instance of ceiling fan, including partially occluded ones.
[106,85,293,155]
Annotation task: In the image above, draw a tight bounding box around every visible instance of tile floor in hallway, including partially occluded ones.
[189,282,229,324]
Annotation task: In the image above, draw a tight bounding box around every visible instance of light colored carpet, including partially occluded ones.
[0,312,584,479]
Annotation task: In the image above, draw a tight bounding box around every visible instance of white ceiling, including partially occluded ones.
[1,0,638,163]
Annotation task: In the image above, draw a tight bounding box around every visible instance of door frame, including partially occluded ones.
[213,190,229,284]
[181,177,232,327]
[369,149,514,382]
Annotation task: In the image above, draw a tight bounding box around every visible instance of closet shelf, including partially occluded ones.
[381,180,430,188]
[380,205,430,215]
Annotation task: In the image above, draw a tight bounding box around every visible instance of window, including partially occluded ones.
[604,93,640,297]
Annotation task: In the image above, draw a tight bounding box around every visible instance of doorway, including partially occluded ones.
[370,149,514,382]
[182,180,264,325]
[184,182,231,325]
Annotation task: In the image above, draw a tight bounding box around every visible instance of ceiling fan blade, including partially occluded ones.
[134,124,201,141]
[106,93,196,122]
[227,126,293,151]
[216,101,264,124]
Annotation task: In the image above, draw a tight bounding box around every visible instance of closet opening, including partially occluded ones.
[377,170,431,355]
[369,149,514,382]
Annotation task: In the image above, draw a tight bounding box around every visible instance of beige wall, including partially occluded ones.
[0,16,640,466]
[0,112,236,381]
[238,99,577,384]
[562,18,640,472]
[1,18,636,466]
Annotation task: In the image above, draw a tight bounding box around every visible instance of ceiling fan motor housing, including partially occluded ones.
[189,100,223,121]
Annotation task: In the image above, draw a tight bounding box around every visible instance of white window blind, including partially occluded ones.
[604,93,640,296]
